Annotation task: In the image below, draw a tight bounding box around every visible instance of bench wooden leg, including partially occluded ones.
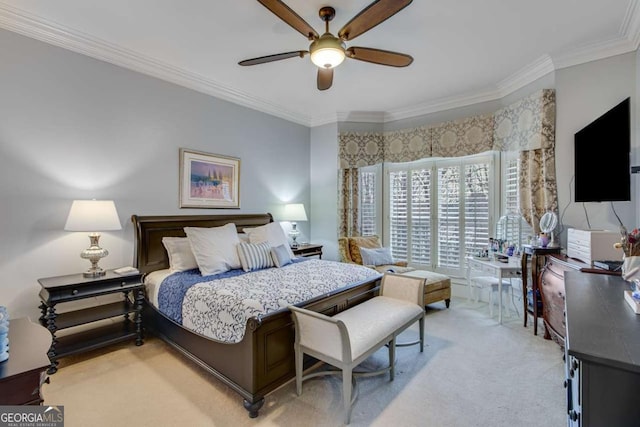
[419,317,425,353]
[445,298,451,308]
[343,366,353,424]
[295,344,303,396]
[389,337,396,381]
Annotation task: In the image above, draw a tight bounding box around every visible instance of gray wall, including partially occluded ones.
[0,29,310,318]
[555,52,637,244]
[310,123,339,260]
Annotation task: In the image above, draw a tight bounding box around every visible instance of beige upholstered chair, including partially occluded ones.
[338,235,414,274]
[289,273,425,424]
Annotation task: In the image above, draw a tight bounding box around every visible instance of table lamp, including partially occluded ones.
[282,204,307,248]
[64,200,122,277]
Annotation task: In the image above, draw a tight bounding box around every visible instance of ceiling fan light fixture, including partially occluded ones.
[310,33,345,69]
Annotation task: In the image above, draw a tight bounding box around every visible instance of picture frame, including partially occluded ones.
[179,148,240,209]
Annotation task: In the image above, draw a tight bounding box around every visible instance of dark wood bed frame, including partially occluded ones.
[131,213,380,418]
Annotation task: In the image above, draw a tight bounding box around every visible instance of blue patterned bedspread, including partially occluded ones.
[157,259,381,343]
[158,258,308,323]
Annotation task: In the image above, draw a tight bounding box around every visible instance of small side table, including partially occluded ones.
[0,318,51,405]
[292,244,323,259]
[38,270,144,374]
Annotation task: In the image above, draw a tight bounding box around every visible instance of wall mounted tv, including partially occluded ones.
[574,97,630,202]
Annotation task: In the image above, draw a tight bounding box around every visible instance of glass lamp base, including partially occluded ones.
[83,267,106,278]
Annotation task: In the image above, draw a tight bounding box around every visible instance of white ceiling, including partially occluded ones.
[1,1,639,126]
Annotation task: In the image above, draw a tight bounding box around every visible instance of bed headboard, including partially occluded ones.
[131,213,273,274]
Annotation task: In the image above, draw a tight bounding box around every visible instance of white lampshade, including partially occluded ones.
[281,204,308,222]
[65,200,122,232]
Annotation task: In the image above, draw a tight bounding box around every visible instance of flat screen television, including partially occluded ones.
[574,97,630,202]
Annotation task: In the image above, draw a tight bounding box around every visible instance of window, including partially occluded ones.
[385,154,495,274]
[500,153,533,246]
[359,165,382,237]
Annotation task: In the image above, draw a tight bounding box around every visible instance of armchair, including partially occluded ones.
[338,236,414,274]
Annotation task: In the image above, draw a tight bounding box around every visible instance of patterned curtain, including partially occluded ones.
[338,132,383,237]
[519,147,558,234]
[494,89,558,231]
[338,168,360,237]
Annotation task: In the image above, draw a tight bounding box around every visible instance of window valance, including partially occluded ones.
[338,89,556,168]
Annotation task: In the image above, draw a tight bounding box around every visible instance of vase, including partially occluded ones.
[622,256,640,297]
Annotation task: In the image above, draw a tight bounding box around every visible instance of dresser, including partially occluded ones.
[520,245,562,335]
[564,271,640,426]
[537,254,620,347]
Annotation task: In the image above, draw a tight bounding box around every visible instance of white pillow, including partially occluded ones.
[360,246,394,266]
[162,237,198,272]
[244,222,294,258]
[237,241,274,272]
[184,223,241,276]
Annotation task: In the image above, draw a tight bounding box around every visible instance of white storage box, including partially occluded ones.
[566,228,621,265]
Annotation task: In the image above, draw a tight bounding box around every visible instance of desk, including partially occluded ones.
[466,257,521,324]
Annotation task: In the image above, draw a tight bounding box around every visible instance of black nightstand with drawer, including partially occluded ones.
[38,270,144,374]
[292,244,323,258]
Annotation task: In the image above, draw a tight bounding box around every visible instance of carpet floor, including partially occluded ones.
[43,298,566,426]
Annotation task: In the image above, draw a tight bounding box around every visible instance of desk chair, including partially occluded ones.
[469,276,519,318]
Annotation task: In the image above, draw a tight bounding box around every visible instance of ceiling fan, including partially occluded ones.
[239,0,413,91]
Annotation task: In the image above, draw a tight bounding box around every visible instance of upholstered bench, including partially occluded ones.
[402,269,452,308]
[289,273,425,424]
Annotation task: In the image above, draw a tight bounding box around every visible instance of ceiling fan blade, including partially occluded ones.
[346,47,413,67]
[338,0,412,41]
[317,68,333,91]
[239,50,308,66]
[257,0,319,40]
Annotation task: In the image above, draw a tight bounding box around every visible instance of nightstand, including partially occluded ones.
[0,318,51,405]
[292,244,323,258]
[37,270,144,374]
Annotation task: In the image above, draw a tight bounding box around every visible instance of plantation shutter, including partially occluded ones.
[389,171,408,261]
[504,158,519,215]
[502,157,533,246]
[464,163,490,257]
[437,166,461,268]
[410,169,431,265]
[360,171,377,236]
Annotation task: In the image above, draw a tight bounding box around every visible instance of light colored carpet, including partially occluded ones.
[43,298,566,426]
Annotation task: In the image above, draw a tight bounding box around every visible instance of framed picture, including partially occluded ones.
[179,148,240,209]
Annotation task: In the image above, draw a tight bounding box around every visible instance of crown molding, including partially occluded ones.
[496,55,555,95]
[331,111,386,125]
[1,1,639,128]
[622,0,640,49]
[551,35,636,70]
[382,88,502,123]
[0,3,312,127]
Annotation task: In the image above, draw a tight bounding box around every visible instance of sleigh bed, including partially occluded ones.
[131,213,381,418]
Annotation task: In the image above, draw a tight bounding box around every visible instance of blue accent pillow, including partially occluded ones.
[271,244,293,268]
[360,246,394,266]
